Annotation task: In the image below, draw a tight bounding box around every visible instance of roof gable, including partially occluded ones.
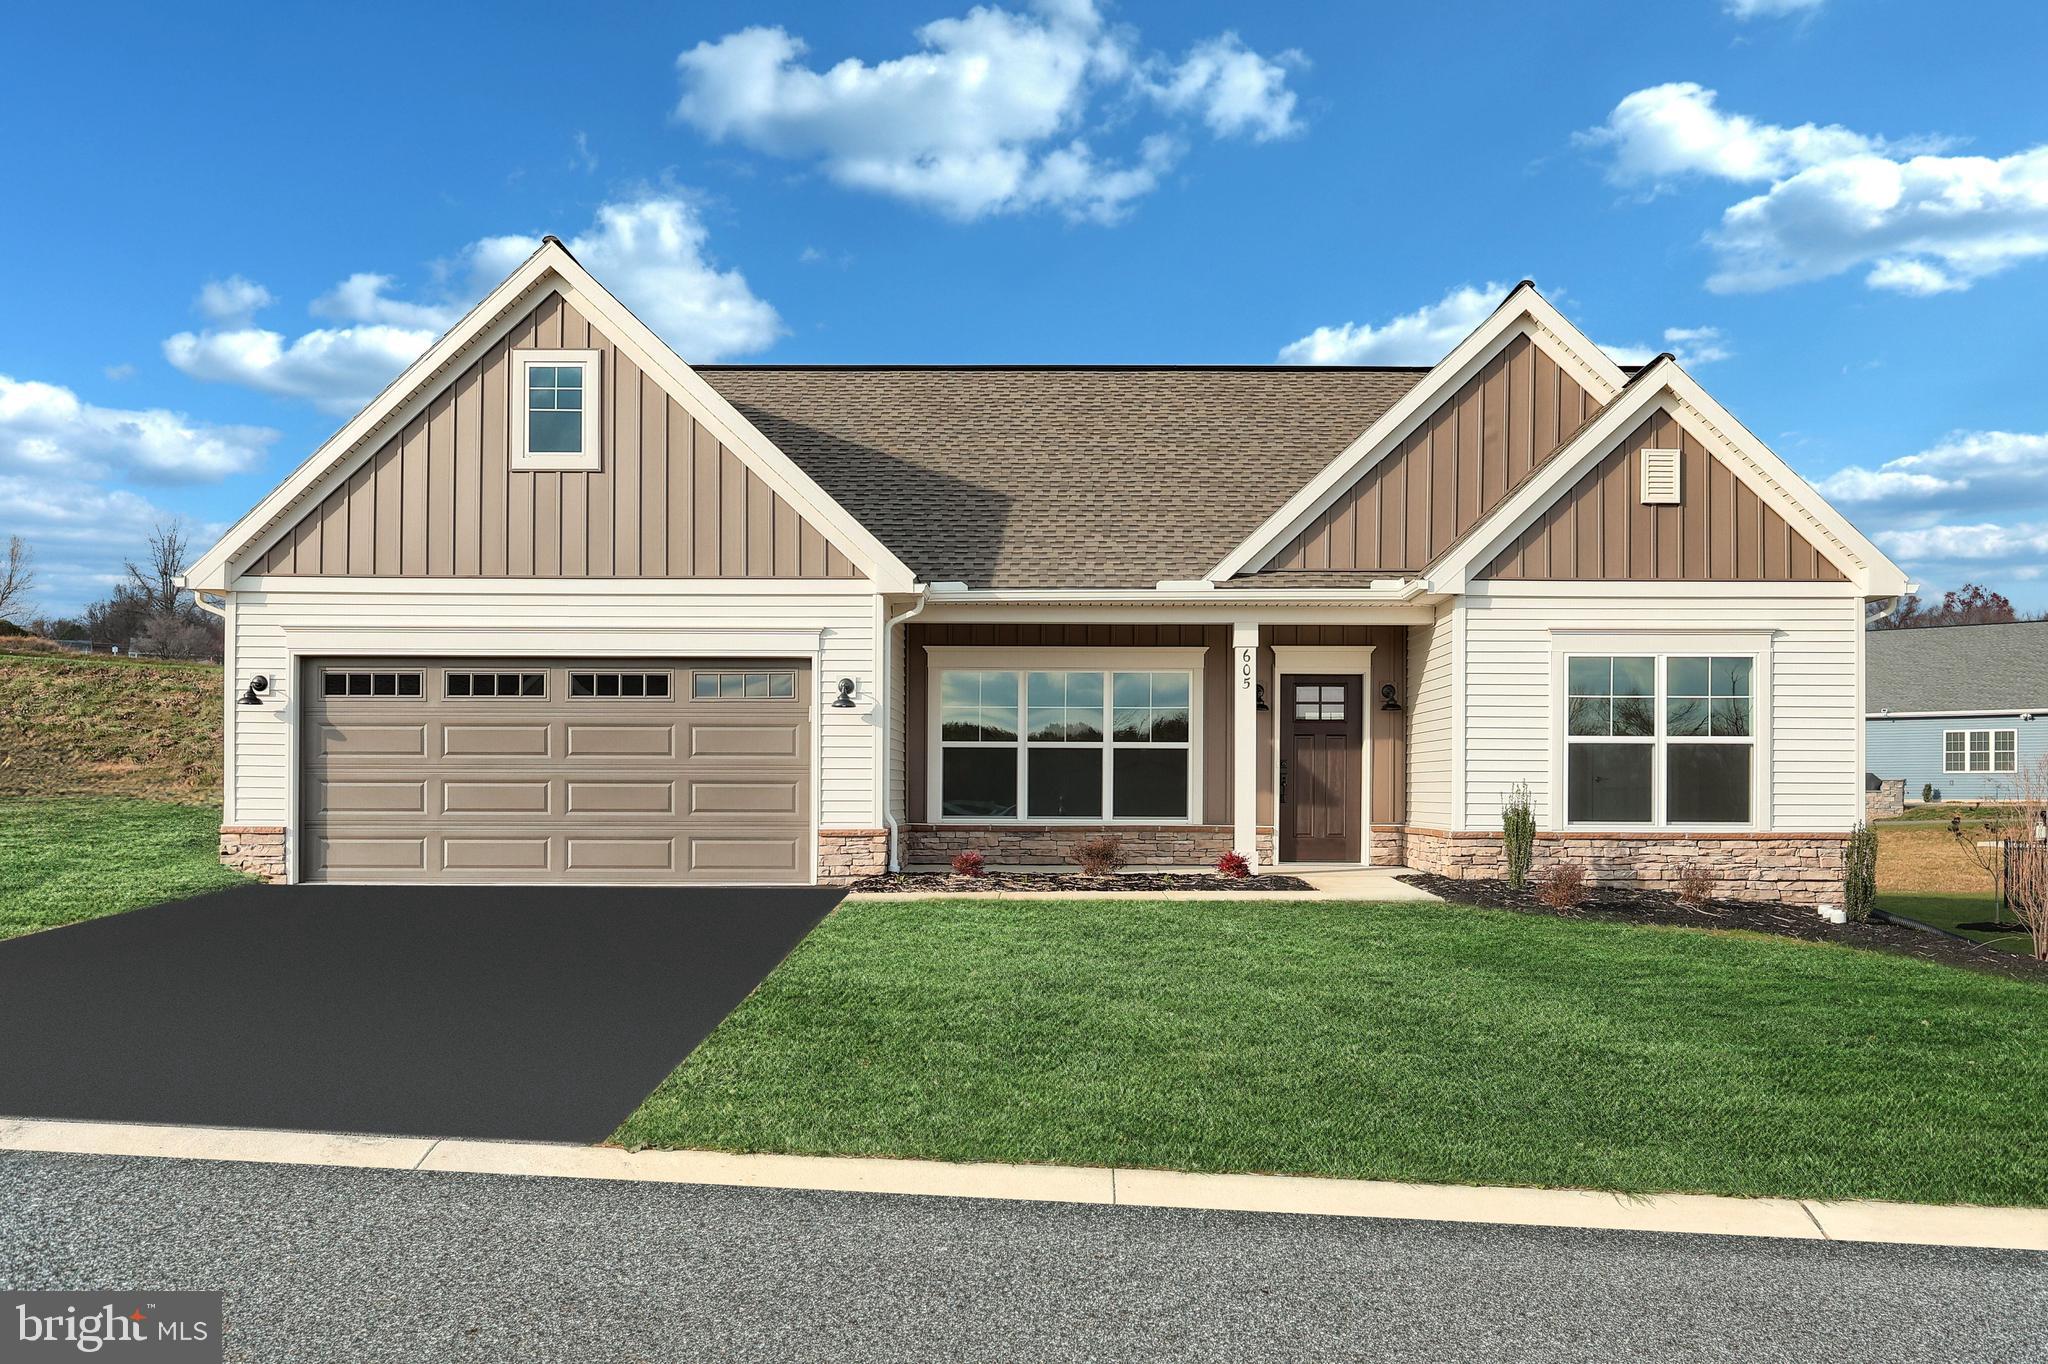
[185,240,912,592]
[1430,357,1909,596]
[1207,282,1628,582]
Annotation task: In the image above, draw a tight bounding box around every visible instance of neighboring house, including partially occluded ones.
[183,239,1907,903]
[1867,621,2048,802]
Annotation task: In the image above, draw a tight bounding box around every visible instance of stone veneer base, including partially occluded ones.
[220,826,288,884]
[907,824,1276,871]
[1388,827,1849,907]
[818,829,889,885]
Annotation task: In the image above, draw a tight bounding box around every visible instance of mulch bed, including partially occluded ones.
[848,871,1314,894]
[1399,874,2047,982]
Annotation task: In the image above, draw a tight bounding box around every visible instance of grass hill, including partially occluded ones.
[0,648,222,802]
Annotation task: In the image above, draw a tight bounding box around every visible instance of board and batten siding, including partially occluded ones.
[1405,608,1456,829]
[226,588,880,837]
[1269,333,1600,573]
[1867,714,2048,802]
[1481,408,1845,583]
[250,290,861,582]
[1458,590,1864,832]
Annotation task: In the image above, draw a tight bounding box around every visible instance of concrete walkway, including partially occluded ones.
[2,1116,2040,1252]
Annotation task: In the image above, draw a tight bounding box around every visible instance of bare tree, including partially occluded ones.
[0,535,36,622]
[1954,757,2048,961]
[124,520,190,619]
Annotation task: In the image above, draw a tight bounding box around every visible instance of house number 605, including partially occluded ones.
[1239,647,1254,688]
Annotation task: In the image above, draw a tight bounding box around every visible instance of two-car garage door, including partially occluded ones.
[301,658,811,883]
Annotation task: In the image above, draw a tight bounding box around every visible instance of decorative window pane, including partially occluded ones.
[1944,731,1967,773]
[444,671,544,699]
[1969,731,1992,772]
[1668,744,1751,823]
[1028,748,1102,817]
[942,747,1017,818]
[1026,671,1104,742]
[1111,672,1191,744]
[1567,743,1653,823]
[1669,657,1752,737]
[527,364,585,453]
[1113,748,1188,819]
[1567,656,1654,737]
[1294,684,1346,721]
[571,671,673,699]
[940,670,1019,742]
[322,670,421,698]
[1994,731,2017,772]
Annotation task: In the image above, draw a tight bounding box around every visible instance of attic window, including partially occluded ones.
[1640,448,1681,505]
[511,349,601,471]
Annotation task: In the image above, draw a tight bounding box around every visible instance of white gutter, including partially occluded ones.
[922,579,1431,607]
[1867,709,2043,720]
[879,587,931,872]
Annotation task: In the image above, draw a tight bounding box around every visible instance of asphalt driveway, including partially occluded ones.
[0,884,839,1142]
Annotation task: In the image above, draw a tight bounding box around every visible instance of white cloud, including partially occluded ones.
[0,374,275,483]
[1141,33,1304,142]
[1724,0,1824,17]
[672,1,1302,222]
[195,275,277,325]
[165,194,780,411]
[462,196,783,361]
[1580,83,1878,187]
[311,273,464,330]
[1583,83,2047,296]
[0,475,216,616]
[1817,430,2048,590]
[1278,282,1508,365]
[1601,325,1732,368]
[102,363,136,382]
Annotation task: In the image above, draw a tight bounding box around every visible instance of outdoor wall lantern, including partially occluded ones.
[238,674,271,706]
[1255,683,1270,712]
[832,677,858,707]
[1379,683,1402,711]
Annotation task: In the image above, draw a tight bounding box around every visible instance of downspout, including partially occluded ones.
[880,586,931,873]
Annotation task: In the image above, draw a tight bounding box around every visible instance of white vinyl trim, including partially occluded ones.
[509,348,602,471]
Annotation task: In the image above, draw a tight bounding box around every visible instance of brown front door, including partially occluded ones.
[1280,674,1363,864]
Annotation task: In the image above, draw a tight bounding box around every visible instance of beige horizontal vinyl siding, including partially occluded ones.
[1459,590,1863,832]
[1405,609,1455,828]
[228,588,881,838]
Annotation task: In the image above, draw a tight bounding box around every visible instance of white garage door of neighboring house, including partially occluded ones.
[301,657,812,884]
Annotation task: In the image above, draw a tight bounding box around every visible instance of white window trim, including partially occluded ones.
[1546,632,1774,832]
[511,348,602,471]
[1944,727,2018,774]
[924,646,1205,825]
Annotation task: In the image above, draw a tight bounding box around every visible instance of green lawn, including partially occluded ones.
[1881,890,2037,957]
[0,797,252,940]
[617,897,2048,1207]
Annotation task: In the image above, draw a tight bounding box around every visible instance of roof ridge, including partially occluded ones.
[692,363,1436,373]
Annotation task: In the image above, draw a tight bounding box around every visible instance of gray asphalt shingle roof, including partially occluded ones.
[696,366,1426,588]
[1867,620,2048,713]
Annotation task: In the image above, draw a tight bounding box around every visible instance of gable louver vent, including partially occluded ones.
[1639,447,1682,505]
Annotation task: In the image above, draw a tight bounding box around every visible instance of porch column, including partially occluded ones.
[1232,621,1260,872]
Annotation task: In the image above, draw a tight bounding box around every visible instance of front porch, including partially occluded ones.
[901,610,1425,875]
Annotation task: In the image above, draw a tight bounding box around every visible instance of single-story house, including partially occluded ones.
[183,239,1908,903]
[1867,620,2048,803]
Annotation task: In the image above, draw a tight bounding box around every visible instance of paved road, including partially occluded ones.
[3,1151,2042,1363]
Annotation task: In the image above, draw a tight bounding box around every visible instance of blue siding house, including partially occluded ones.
[1866,621,2048,802]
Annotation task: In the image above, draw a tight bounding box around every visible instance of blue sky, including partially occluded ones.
[6,0,2047,615]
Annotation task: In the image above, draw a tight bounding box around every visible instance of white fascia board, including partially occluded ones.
[1428,360,1907,596]
[188,239,918,595]
[923,582,1430,606]
[234,576,883,597]
[1868,708,2047,719]
[1205,283,1627,583]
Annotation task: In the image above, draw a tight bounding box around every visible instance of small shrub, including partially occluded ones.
[1501,780,1535,889]
[1843,820,1879,922]
[1072,834,1127,876]
[950,850,986,878]
[1533,862,1588,909]
[1215,851,1252,879]
[1675,866,1715,907]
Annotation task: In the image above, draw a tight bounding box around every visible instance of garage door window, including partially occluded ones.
[445,671,545,698]
[691,671,796,700]
[321,670,422,698]
[571,671,672,699]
